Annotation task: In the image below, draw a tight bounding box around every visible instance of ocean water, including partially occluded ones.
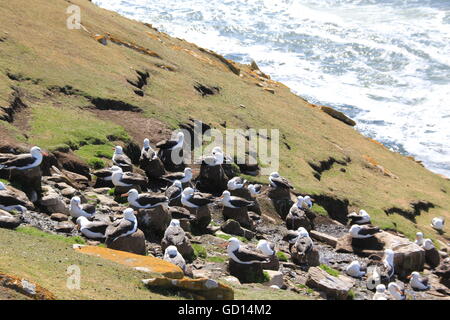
[93,0,450,178]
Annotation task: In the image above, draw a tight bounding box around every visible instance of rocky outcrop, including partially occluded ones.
[106,229,147,255]
[136,206,172,241]
[39,186,69,214]
[196,163,228,195]
[185,206,211,233]
[286,206,313,231]
[0,210,21,229]
[336,231,425,278]
[306,266,355,300]
[74,245,184,279]
[263,270,284,288]
[142,276,234,300]
[220,219,255,240]
[222,207,254,230]
[228,259,265,284]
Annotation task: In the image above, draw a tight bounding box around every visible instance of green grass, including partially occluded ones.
[29,104,129,152]
[191,243,207,259]
[16,226,86,245]
[347,289,355,300]
[74,144,114,169]
[276,251,289,262]
[262,271,271,283]
[296,284,315,295]
[319,264,340,277]
[311,204,328,217]
[206,256,227,263]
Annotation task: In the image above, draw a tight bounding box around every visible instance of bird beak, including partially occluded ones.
[42,152,49,157]
[407,275,411,279]
[121,193,129,197]
[112,147,116,150]
[219,241,229,249]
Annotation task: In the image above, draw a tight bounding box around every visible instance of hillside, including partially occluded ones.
[0,0,448,256]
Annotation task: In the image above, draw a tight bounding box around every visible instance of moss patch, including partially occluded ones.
[276,251,289,262]
[191,244,207,259]
[15,226,86,245]
[319,264,340,277]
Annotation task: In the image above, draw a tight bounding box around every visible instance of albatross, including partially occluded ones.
[111,166,147,187]
[112,146,133,170]
[408,271,430,291]
[227,177,247,190]
[431,217,445,231]
[162,219,187,248]
[163,167,193,184]
[347,209,371,225]
[76,216,109,239]
[269,172,293,189]
[256,239,275,256]
[163,245,187,273]
[349,224,380,239]
[92,167,116,181]
[227,237,269,265]
[165,180,183,204]
[105,208,137,244]
[414,232,424,246]
[0,182,33,213]
[0,146,46,170]
[247,184,262,196]
[122,189,168,209]
[346,261,366,278]
[372,284,388,300]
[283,227,309,245]
[221,190,254,208]
[156,132,184,151]
[388,282,406,300]
[181,187,215,208]
[141,138,158,160]
[69,196,95,219]
[200,146,224,166]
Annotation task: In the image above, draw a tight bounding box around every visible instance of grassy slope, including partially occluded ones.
[0,0,448,247]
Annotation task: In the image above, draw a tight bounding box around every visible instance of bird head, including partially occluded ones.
[270,172,280,178]
[375,284,386,293]
[173,180,182,188]
[407,271,420,280]
[31,146,47,157]
[110,165,122,172]
[415,232,423,240]
[165,245,179,258]
[123,208,135,221]
[169,219,181,227]
[114,146,123,154]
[220,190,231,200]
[227,237,240,251]
[70,196,81,206]
[76,216,88,227]
[143,138,150,148]
[182,187,195,196]
[423,239,435,250]
[121,188,138,198]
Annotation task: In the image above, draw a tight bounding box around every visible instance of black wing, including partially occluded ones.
[163,172,184,181]
[359,226,380,236]
[106,219,135,240]
[234,247,268,263]
[189,194,214,207]
[86,221,109,233]
[156,139,178,150]
[272,177,293,189]
[230,196,254,207]
[283,230,299,243]
[165,185,181,200]
[137,194,167,206]
[1,154,36,168]
[120,172,147,185]
[93,169,112,178]
[113,154,132,167]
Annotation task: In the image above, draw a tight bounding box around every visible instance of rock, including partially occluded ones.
[425,248,441,269]
[136,206,172,240]
[220,219,255,240]
[161,227,194,260]
[61,169,89,189]
[52,151,91,179]
[55,221,74,233]
[196,163,228,195]
[0,209,21,229]
[221,276,241,286]
[263,270,284,288]
[74,245,183,279]
[60,187,78,198]
[222,206,254,230]
[290,241,320,267]
[168,206,194,232]
[142,277,234,300]
[228,259,266,284]
[139,156,166,179]
[310,230,338,247]
[9,166,42,200]
[321,106,356,127]
[266,188,294,219]
[261,254,280,271]
[306,266,355,300]
[106,229,147,255]
[286,206,313,231]
[336,231,425,278]
[185,206,211,233]
[50,213,68,222]
[39,186,69,214]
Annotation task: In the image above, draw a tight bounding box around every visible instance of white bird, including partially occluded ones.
[122,188,168,209]
[414,232,424,246]
[227,237,269,265]
[163,245,187,272]
[303,196,313,209]
[283,227,310,244]
[221,190,254,208]
[69,196,95,219]
[257,239,275,256]
[112,146,132,169]
[383,249,395,278]
[105,208,137,244]
[423,238,435,250]
[346,261,366,278]
[0,146,46,170]
[431,217,445,231]
[408,271,430,291]
[163,167,193,184]
[349,224,380,239]
[388,282,406,300]
[247,184,262,196]
[76,216,109,239]
[227,177,247,190]
[347,209,371,225]
[269,172,293,189]
[141,138,157,160]
[111,166,147,187]
[201,146,224,166]
[181,187,214,208]
[372,284,388,300]
[157,132,184,151]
